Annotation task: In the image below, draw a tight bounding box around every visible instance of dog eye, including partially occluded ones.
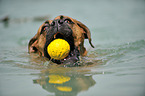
[40,26,49,34]
[42,26,46,31]
[64,19,72,24]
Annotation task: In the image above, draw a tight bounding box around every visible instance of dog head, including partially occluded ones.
[28,15,94,64]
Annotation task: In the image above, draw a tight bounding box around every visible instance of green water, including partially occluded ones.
[0,0,145,96]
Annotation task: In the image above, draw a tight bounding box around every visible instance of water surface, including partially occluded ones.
[0,0,145,96]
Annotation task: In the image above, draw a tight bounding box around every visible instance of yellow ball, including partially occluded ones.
[47,39,70,60]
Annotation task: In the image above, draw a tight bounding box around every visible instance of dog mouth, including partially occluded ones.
[53,32,64,39]
[51,32,75,51]
[44,32,79,64]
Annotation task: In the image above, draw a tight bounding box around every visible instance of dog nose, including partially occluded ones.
[51,19,63,26]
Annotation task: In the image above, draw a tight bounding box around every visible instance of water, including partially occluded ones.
[0,0,145,96]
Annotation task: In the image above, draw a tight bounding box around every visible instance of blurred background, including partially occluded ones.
[0,0,145,96]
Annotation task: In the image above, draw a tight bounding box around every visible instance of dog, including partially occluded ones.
[28,15,94,64]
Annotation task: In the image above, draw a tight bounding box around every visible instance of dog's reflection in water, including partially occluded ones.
[33,68,96,96]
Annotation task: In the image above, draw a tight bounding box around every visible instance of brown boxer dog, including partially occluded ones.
[28,15,94,64]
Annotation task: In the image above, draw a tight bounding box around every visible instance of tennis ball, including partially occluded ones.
[47,39,70,60]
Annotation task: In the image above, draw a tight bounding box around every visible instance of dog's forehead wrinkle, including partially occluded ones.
[45,21,50,24]
[44,23,50,26]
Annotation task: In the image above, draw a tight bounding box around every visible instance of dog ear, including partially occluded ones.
[75,20,95,48]
[28,31,39,53]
